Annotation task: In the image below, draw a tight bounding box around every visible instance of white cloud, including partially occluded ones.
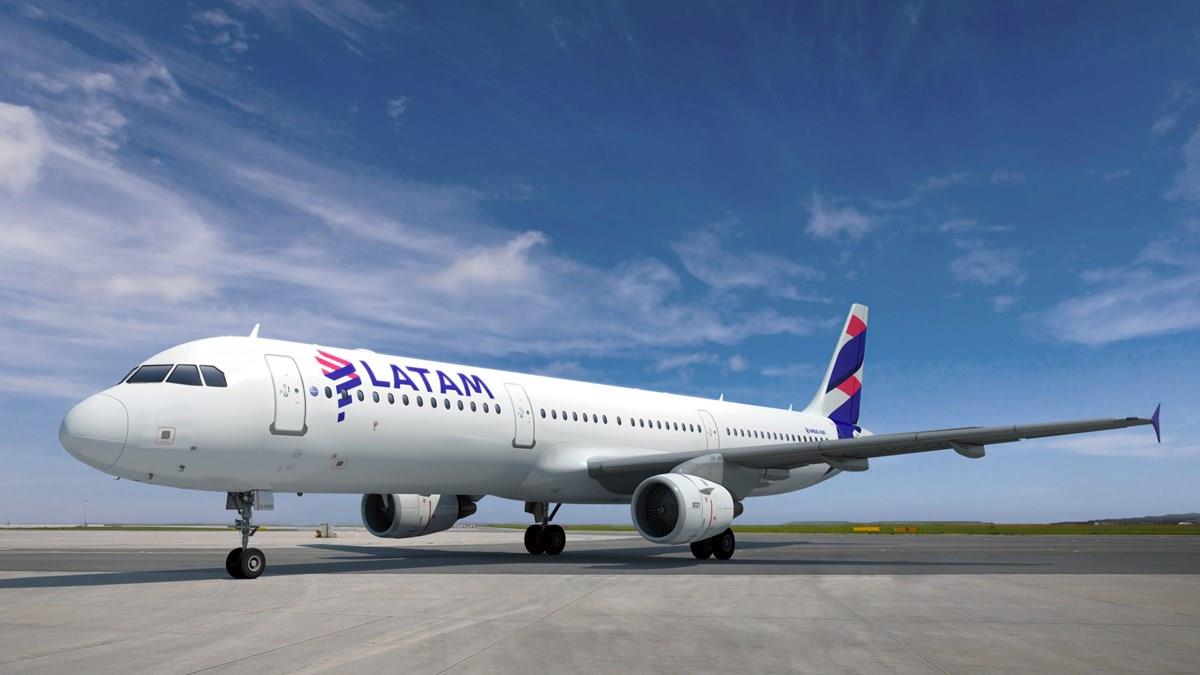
[1043,432,1197,459]
[806,193,875,239]
[386,96,407,119]
[939,218,977,233]
[991,294,1017,312]
[1152,82,1197,137]
[431,231,547,294]
[760,363,813,378]
[232,0,392,49]
[653,352,717,373]
[187,9,255,59]
[727,354,749,372]
[949,240,1026,286]
[921,172,970,191]
[990,169,1025,184]
[0,7,830,403]
[1168,125,1200,203]
[0,102,47,193]
[672,224,823,299]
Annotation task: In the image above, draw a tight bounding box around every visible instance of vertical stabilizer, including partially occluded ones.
[805,304,868,436]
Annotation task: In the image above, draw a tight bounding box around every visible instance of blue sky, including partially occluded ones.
[1,1,1198,525]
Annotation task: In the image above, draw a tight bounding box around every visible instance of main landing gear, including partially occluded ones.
[225,491,266,579]
[524,501,565,555]
[690,528,736,561]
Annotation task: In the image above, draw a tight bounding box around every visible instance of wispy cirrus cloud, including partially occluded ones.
[186,8,256,60]
[673,224,823,300]
[806,193,875,239]
[948,240,1026,286]
[1152,81,1198,137]
[0,10,826,400]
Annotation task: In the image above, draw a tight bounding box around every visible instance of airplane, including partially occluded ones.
[59,304,1161,579]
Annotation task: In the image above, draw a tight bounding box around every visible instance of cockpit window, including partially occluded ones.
[199,366,227,387]
[118,367,136,385]
[166,364,202,386]
[127,365,172,383]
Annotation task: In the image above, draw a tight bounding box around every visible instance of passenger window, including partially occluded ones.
[403,394,410,406]
[552,409,558,419]
[459,400,465,411]
[166,364,202,386]
[540,408,546,418]
[483,402,490,413]
[495,404,501,414]
[602,415,607,424]
[199,366,227,387]
[127,364,172,383]
[357,390,365,401]
[471,401,477,412]
[572,412,578,421]
[639,419,645,428]
[325,386,332,398]
[444,398,450,409]
[417,396,424,407]
[370,391,378,403]
[616,416,622,425]
[388,393,395,404]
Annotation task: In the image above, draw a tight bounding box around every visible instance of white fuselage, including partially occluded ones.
[63,336,845,503]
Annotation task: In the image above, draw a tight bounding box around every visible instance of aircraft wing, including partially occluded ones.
[587,406,1161,486]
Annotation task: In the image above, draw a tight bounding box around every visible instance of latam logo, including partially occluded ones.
[315,350,496,423]
[316,351,360,423]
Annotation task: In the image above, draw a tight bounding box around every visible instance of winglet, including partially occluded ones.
[249,323,260,339]
[1151,404,1161,443]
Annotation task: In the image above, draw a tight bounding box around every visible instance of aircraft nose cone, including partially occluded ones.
[59,394,128,471]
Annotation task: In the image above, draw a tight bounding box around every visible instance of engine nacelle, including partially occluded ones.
[630,473,735,545]
[360,493,477,539]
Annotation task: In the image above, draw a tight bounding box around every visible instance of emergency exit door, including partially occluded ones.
[266,354,307,436]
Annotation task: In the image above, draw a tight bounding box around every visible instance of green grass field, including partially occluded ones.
[492,523,1200,535]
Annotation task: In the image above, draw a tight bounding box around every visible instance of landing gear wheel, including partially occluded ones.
[524,525,545,554]
[226,548,245,578]
[712,529,736,560]
[543,525,566,555]
[238,547,266,579]
[690,539,714,560]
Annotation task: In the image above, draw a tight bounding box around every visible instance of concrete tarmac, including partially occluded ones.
[1,528,1198,673]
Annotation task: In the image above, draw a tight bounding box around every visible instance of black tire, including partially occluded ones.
[543,525,566,555]
[238,547,266,579]
[524,525,545,554]
[690,539,713,560]
[712,529,736,560]
[225,548,244,579]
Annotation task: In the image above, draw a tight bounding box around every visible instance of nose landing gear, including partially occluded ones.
[225,491,267,579]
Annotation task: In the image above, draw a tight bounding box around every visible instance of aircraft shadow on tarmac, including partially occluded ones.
[0,540,1045,589]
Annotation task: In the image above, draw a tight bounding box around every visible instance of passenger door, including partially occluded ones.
[698,409,720,450]
[505,383,535,449]
[265,354,307,436]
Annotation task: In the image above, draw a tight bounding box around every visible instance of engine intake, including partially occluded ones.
[361,493,477,539]
[630,473,735,545]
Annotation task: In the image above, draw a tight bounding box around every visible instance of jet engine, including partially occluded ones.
[630,473,735,545]
[360,493,477,539]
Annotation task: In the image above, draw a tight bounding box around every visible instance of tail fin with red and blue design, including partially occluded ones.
[806,303,868,438]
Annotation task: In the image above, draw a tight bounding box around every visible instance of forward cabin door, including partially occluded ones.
[505,383,535,449]
[265,354,307,436]
[698,409,720,450]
